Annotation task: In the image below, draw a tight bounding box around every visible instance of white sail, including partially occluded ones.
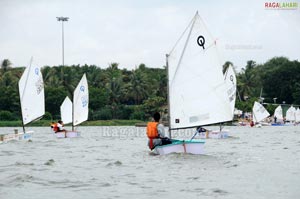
[18,60,45,125]
[224,64,237,118]
[286,106,296,122]
[73,74,89,126]
[274,105,283,120]
[167,12,232,129]
[60,96,73,125]
[252,101,270,123]
[295,108,300,123]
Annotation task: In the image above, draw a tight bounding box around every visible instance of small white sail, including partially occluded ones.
[252,101,270,123]
[167,12,232,129]
[18,60,45,125]
[274,105,283,120]
[286,106,296,122]
[73,74,89,126]
[295,108,300,123]
[60,96,73,125]
[224,64,237,117]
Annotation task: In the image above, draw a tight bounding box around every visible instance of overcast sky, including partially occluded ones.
[0,0,299,71]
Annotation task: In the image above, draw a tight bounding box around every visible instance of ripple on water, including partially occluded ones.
[44,159,55,166]
[4,174,35,187]
[0,150,15,156]
[106,160,122,167]
[15,161,34,166]
[211,188,229,195]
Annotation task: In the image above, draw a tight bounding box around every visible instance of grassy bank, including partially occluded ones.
[0,120,145,127]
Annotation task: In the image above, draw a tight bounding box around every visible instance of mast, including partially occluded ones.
[166,54,171,138]
[72,93,74,131]
[19,89,26,134]
[19,58,33,133]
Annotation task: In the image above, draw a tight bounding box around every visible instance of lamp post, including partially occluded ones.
[56,16,69,67]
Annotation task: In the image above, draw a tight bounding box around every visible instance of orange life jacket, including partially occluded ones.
[146,122,159,150]
[51,123,58,132]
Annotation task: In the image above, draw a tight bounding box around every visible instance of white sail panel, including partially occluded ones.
[224,64,237,118]
[274,105,283,120]
[60,96,73,125]
[168,12,232,129]
[252,101,270,123]
[18,61,45,125]
[73,74,89,126]
[295,108,300,123]
[286,106,296,121]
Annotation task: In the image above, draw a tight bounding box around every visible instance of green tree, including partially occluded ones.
[1,59,12,73]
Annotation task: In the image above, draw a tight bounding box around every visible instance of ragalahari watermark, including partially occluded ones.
[265,2,299,10]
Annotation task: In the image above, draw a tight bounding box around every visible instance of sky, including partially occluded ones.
[0,0,299,71]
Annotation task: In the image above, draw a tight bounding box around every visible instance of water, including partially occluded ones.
[1,126,300,199]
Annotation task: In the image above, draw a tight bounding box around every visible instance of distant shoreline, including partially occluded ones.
[0,120,145,127]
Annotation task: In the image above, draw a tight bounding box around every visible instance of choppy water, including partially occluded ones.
[1,126,300,199]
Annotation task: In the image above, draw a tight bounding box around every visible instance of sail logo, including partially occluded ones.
[197,35,205,49]
[81,95,88,107]
[230,75,234,84]
[35,78,44,94]
[265,2,298,9]
[34,67,39,75]
[227,86,236,102]
[80,85,85,92]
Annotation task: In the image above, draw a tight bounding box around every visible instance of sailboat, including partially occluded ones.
[252,101,270,127]
[152,12,232,155]
[271,105,284,126]
[200,64,237,138]
[1,59,45,143]
[285,106,296,125]
[55,74,89,138]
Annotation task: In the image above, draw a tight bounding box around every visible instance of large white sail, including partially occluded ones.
[286,106,296,122]
[73,74,89,126]
[274,105,283,120]
[167,12,232,129]
[18,60,45,125]
[60,96,73,125]
[252,101,270,123]
[224,64,237,118]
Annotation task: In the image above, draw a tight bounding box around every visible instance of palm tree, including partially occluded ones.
[128,69,148,104]
[1,59,12,73]
[237,60,258,100]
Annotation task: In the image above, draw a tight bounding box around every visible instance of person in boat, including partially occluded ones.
[250,120,254,127]
[56,120,67,133]
[146,112,172,150]
[274,116,277,124]
[51,121,67,133]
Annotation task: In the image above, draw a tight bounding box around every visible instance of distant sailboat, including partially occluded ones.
[152,12,232,155]
[252,101,270,127]
[55,74,89,138]
[272,105,284,126]
[285,106,296,125]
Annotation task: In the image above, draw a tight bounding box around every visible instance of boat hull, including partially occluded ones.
[153,140,205,155]
[0,131,33,143]
[198,130,229,139]
[55,131,81,138]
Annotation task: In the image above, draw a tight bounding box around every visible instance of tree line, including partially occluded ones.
[0,56,299,121]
